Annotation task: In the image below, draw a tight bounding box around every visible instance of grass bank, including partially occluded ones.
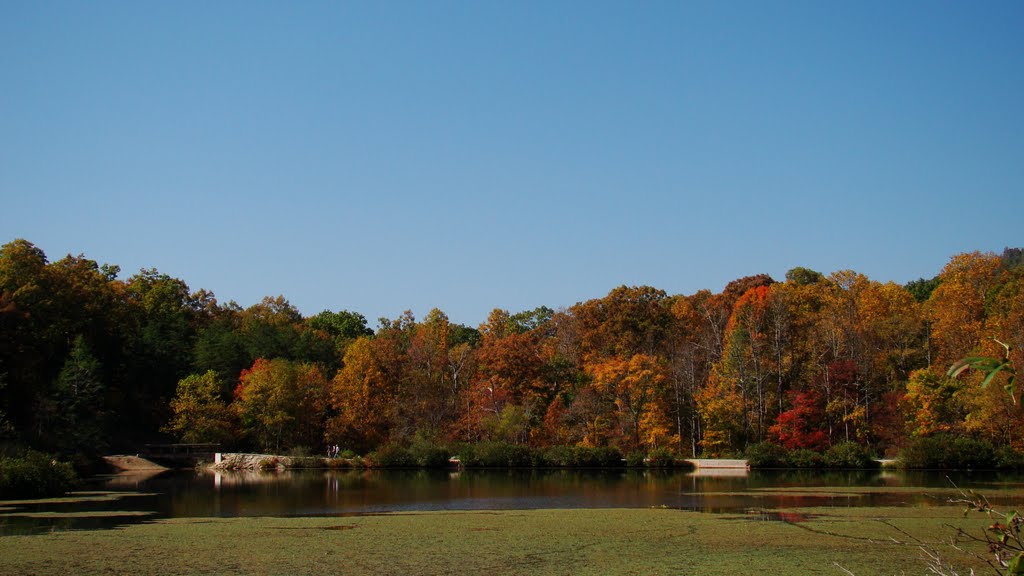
[0,506,990,575]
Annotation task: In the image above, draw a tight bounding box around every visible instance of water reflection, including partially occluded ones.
[2,467,1023,535]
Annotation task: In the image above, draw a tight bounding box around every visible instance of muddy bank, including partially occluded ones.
[102,456,168,472]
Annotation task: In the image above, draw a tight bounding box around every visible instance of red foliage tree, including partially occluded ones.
[769,389,829,451]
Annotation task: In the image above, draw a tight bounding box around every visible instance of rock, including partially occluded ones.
[209,453,293,471]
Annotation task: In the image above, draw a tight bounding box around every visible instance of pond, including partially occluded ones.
[3,467,1023,535]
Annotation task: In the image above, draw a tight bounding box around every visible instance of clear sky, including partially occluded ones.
[2,1,1022,327]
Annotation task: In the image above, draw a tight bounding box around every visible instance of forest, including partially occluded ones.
[1,238,1022,461]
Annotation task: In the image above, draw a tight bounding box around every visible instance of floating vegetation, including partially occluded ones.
[0,511,156,519]
[720,510,817,523]
[0,491,158,506]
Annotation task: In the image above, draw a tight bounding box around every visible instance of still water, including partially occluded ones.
[2,467,1022,534]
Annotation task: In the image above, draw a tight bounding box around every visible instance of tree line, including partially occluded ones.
[1,238,1022,460]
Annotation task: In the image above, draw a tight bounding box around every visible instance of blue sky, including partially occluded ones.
[2,1,1022,326]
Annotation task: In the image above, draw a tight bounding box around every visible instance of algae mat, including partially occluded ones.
[0,507,990,575]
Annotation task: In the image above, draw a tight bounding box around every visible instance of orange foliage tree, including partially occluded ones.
[587,354,671,452]
[326,337,394,452]
[463,315,545,443]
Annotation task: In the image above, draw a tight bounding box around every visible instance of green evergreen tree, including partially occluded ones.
[51,335,108,455]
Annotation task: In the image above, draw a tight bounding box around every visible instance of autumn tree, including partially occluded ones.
[557,386,613,447]
[588,354,671,452]
[823,360,869,444]
[695,374,745,456]
[401,309,461,439]
[722,274,775,305]
[985,273,1024,381]
[3,235,1023,460]
[164,371,237,445]
[961,377,1024,449]
[326,336,394,452]
[464,317,544,443]
[928,252,1005,367]
[806,271,926,448]
[665,295,708,456]
[233,358,328,453]
[715,285,775,442]
[769,388,828,451]
[194,296,339,394]
[573,286,673,358]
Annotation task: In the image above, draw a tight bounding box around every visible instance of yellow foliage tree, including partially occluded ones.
[929,252,1005,366]
[695,375,745,456]
[587,354,671,452]
[901,369,966,437]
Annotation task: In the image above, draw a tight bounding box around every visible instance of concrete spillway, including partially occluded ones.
[683,459,749,469]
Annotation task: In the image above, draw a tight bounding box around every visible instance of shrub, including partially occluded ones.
[625,451,646,467]
[538,446,575,467]
[409,444,451,468]
[900,435,997,469]
[458,442,533,468]
[898,436,944,469]
[996,446,1024,470]
[949,437,997,469]
[0,452,77,499]
[584,446,625,468]
[288,456,324,469]
[645,447,676,467]
[745,442,788,468]
[534,446,625,468]
[366,444,416,468]
[326,457,351,469]
[786,448,824,469]
[823,442,876,469]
